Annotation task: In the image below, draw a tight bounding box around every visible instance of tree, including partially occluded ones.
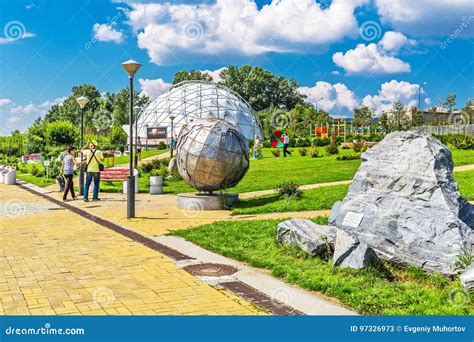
[409,105,424,127]
[25,117,47,153]
[173,70,212,84]
[288,103,330,137]
[45,121,78,147]
[378,113,389,131]
[352,106,373,128]
[444,93,457,112]
[389,100,410,131]
[219,65,305,111]
[110,125,128,148]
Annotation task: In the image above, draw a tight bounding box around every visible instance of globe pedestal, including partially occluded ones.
[177,193,239,211]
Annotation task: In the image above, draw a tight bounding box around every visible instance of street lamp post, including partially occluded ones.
[76,96,89,196]
[315,97,323,112]
[418,81,428,110]
[169,115,176,158]
[133,105,142,169]
[121,59,142,219]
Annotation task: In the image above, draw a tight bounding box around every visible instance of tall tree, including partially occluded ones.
[444,93,457,112]
[219,65,305,111]
[389,100,410,131]
[409,105,424,127]
[173,70,213,84]
[352,106,373,127]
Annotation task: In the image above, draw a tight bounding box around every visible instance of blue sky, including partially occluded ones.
[0,0,473,133]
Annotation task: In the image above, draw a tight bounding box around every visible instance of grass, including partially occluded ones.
[233,184,349,215]
[455,170,474,200]
[451,149,474,166]
[111,149,166,166]
[173,219,473,315]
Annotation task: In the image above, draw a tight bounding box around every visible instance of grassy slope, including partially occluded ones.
[173,219,473,315]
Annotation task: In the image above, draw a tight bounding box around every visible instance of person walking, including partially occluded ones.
[136,137,143,161]
[253,135,260,159]
[81,140,104,202]
[61,146,80,201]
[283,133,292,157]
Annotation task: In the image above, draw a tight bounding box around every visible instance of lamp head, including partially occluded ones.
[76,96,89,109]
[121,59,142,78]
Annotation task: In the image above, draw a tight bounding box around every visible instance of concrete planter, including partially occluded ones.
[150,176,163,195]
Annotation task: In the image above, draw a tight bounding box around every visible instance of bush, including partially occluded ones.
[337,155,361,161]
[352,141,365,153]
[31,165,40,176]
[308,146,320,158]
[298,147,307,156]
[312,137,330,146]
[45,121,78,147]
[110,125,128,147]
[325,144,339,155]
[434,134,474,150]
[139,157,170,174]
[275,181,302,198]
[262,140,271,148]
[271,149,281,157]
[158,141,167,150]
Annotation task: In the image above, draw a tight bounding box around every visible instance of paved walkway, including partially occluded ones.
[0,184,260,315]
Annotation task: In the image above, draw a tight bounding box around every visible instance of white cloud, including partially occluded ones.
[379,31,416,52]
[333,43,411,74]
[39,97,66,109]
[201,67,227,83]
[92,23,124,43]
[11,103,39,114]
[125,0,367,64]
[362,80,427,115]
[375,0,474,36]
[298,81,358,115]
[0,98,12,106]
[138,78,172,98]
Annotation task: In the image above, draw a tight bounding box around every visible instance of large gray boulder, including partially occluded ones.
[333,230,381,269]
[277,218,334,257]
[460,263,474,291]
[329,131,473,275]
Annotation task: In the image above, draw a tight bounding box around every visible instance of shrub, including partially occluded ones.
[308,146,320,158]
[336,155,361,161]
[352,141,365,153]
[434,134,474,150]
[262,140,271,148]
[150,165,168,178]
[271,149,281,157]
[298,147,308,156]
[275,181,302,198]
[31,165,40,176]
[158,141,167,150]
[313,137,330,146]
[45,121,78,147]
[325,144,339,155]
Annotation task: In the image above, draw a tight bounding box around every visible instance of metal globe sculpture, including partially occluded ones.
[176,119,250,192]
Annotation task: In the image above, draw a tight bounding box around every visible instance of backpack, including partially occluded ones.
[56,175,65,191]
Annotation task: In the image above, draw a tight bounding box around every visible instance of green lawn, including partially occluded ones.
[232,171,473,215]
[451,149,474,166]
[111,149,166,166]
[173,219,473,315]
[455,170,474,200]
[233,184,349,215]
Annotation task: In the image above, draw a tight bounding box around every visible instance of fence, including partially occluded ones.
[412,124,474,135]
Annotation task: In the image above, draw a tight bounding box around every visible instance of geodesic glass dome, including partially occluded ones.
[135,81,263,141]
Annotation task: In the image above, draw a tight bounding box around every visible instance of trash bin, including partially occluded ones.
[4,168,16,185]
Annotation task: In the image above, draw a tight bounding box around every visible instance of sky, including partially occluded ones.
[0,0,473,134]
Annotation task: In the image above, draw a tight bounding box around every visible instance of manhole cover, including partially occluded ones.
[183,263,238,277]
